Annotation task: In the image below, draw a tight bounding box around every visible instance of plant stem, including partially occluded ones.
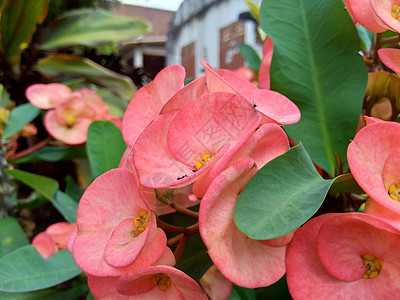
[7,137,50,161]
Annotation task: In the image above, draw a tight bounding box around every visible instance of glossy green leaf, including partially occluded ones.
[36,54,135,100]
[65,176,84,202]
[0,0,49,66]
[260,0,367,175]
[5,169,58,201]
[228,285,256,300]
[86,121,126,179]
[0,283,88,300]
[10,145,86,164]
[3,103,40,139]
[234,144,334,239]
[238,43,261,72]
[0,246,81,292]
[0,217,29,258]
[357,25,373,52]
[52,191,78,223]
[39,8,150,49]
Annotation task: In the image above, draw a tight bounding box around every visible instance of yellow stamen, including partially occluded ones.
[151,273,171,291]
[131,210,150,237]
[362,254,381,279]
[392,4,400,19]
[195,154,215,170]
[388,183,400,202]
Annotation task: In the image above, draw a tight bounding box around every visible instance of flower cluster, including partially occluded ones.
[69,60,301,298]
[25,84,121,145]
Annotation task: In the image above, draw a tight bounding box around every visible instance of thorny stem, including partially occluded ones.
[167,233,184,247]
[156,215,199,236]
[7,137,50,161]
[379,35,400,45]
[173,234,188,264]
[170,202,199,218]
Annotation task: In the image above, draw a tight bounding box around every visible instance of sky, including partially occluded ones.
[120,0,184,11]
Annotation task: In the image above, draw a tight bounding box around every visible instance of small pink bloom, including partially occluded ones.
[32,231,58,259]
[122,65,186,147]
[20,123,37,138]
[348,121,400,214]
[46,222,76,250]
[133,92,261,189]
[371,0,400,33]
[115,265,208,299]
[346,0,388,33]
[232,66,256,82]
[200,265,232,300]
[25,83,72,109]
[72,168,167,277]
[199,158,288,288]
[286,213,400,299]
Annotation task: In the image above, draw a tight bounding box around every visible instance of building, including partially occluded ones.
[113,4,174,86]
[167,0,261,78]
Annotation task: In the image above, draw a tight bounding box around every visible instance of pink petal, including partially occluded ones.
[347,121,400,214]
[168,92,261,166]
[365,198,400,230]
[379,48,400,75]
[117,265,208,299]
[364,115,385,125]
[200,265,233,300]
[160,76,206,114]
[201,60,258,93]
[46,222,76,249]
[371,0,400,33]
[103,215,156,268]
[73,169,152,276]
[44,111,91,145]
[348,0,388,32]
[260,229,296,247]
[258,37,273,90]
[382,147,400,190]
[152,243,176,266]
[239,89,300,125]
[122,65,185,147]
[199,158,286,288]
[32,232,58,259]
[25,83,71,109]
[67,224,78,253]
[343,0,358,24]
[317,213,400,282]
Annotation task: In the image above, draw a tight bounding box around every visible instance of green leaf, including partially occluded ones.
[238,43,261,72]
[36,53,135,100]
[0,0,49,66]
[5,169,58,201]
[329,173,365,195]
[9,145,86,164]
[234,144,334,239]
[175,233,213,282]
[65,176,84,202]
[52,191,78,223]
[17,193,49,210]
[86,121,126,179]
[260,0,367,175]
[228,285,256,300]
[0,217,29,258]
[357,25,373,52]
[0,283,88,300]
[39,8,150,49]
[0,246,81,292]
[96,88,128,118]
[3,103,40,139]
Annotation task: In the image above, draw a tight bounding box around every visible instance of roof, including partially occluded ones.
[114,4,175,43]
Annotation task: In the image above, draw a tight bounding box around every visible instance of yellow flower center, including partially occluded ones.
[195,154,215,170]
[131,211,150,237]
[392,4,400,20]
[388,184,400,201]
[151,273,171,291]
[362,254,381,279]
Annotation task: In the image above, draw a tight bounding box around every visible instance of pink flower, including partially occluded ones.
[286,213,400,299]
[199,158,290,288]
[345,0,389,33]
[132,92,261,189]
[365,198,400,230]
[258,36,273,90]
[72,168,167,277]
[32,222,76,258]
[200,265,232,300]
[370,0,400,33]
[25,83,72,109]
[347,121,400,215]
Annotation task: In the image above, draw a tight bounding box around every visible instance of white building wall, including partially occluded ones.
[167,0,262,77]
